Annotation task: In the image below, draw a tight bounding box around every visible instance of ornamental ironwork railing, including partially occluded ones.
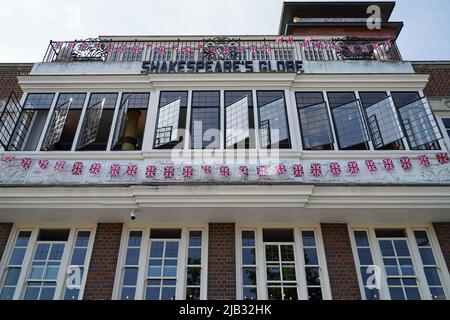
[43,37,401,63]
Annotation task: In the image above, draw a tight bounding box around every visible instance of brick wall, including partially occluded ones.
[0,64,32,103]
[83,223,123,300]
[432,223,450,274]
[0,223,13,263]
[412,63,450,97]
[321,223,361,300]
[207,223,236,300]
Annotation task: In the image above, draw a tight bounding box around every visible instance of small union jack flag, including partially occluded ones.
[292,164,304,177]
[202,165,212,174]
[110,164,121,177]
[183,166,193,178]
[383,159,395,171]
[54,160,66,171]
[418,155,431,168]
[275,36,284,44]
[400,157,412,170]
[257,165,267,177]
[89,163,101,175]
[164,165,175,179]
[436,152,449,165]
[21,158,32,170]
[2,155,14,163]
[72,162,83,176]
[126,164,138,177]
[38,160,49,170]
[329,162,341,176]
[365,160,377,172]
[263,45,270,53]
[249,45,257,53]
[185,46,191,54]
[239,165,249,177]
[310,163,322,177]
[145,165,156,178]
[276,164,287,175]
[287,35,294,44]
[158,46,165,53]
[347,161,360,175]
[219,165,230,178]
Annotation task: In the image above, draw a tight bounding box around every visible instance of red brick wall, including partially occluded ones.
[207,223,236,300]
[412,63,450,97]
[83,223,123,300]
[0,64,32,103]
[432,223,450,274]
[0,223,13,263]
[321,223,361,300]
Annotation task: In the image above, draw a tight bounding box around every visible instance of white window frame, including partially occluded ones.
[113,225,208,300]
[236,224,332,300]
[349,224,450,300]
[0,224,96,300]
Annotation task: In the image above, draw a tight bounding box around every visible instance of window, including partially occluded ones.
[225,91,255,149]
[154,91,188,149]
[392,92,442,150]
[327,92,370,150]
[359,92,404,150]
[190,91,220,149]
[301,231,323,300]
[41,93,86,151]
[442,118,450,139]
[76,93,118,151]
[240,231,257,300]
[112,93,149,151]
[257,91,291,149]
[353,231,380,300]
[117,227,206,300]
[295,92,334,150]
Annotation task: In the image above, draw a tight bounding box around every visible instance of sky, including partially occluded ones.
[0,0,449,62]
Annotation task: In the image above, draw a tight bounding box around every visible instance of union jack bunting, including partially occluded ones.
[109,164,121,177]
[38,160,49,170]
[202,165,212,174]
[72,162,83,176]
[145,165,157,178]
[286,35,294,44]
[89,163,102,175]
[310,163,322,177]
[126,164,138,177]
[418,155,431,168]
[1,155,14,163]
[256,165,267,177]
[183,166,193,178]
[158,46,165,53]
[54,160,66,171]
[249,45,257,53]
[239,165,249,177]
[276,164,287,175]
[383,159,395,171]
[275,36,284,44]
[292,164,304,177]
[436,152,449,164]
[365,160,377,172]
[219,165,230,178]
[329,162,341,176]
[21,158,32,170]
[164,165,175,179]
[400,157,412,170]
[347,161,360,175]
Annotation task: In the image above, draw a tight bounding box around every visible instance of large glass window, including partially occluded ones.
[76,93,118,151]
[225,91,255,149]
[120,231,142,300]
[327,92,370,150]
[442,118,450,139]
[190,91,220,149]
[41,93,86,151]
[240,231,258,300]
[154,91,188,149]
[257,91,291,149]
[295,92,334,150]
[353,231,380,300]
[392,92,442,150]
[112,93,149,151]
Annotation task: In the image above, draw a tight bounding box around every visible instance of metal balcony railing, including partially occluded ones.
[43,37,401,64]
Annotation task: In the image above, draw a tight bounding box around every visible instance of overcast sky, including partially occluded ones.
[0,0,449,62]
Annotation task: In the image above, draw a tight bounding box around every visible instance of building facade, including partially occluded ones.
[0,1,449,301]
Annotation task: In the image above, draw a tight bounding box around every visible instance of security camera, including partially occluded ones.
[130,209,136,221]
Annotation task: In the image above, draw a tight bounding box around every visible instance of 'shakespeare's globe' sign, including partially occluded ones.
[141,60,304,74]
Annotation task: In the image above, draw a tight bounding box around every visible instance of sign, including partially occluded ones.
[141,60,304,74]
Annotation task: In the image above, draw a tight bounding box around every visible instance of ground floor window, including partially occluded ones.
[350,226,449,300]
[116,226,207,300]
[0,227,95,300]
[237,227,330,300]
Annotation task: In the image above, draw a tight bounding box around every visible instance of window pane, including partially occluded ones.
[242,231,255,247]
[187,248,201,265]
[120,287,135,300]
[424,267,442,286]
[357,248,373,265]
[419,248,436,265]
[242,248,256,265]
[308,287,323,300]
[413,231,430,247]
[145,286,160,300]
[303,248,319,265]
[125,248,140,265]
[430,287,446,300]
[190,91,220,149]
[10,248,27,265]
[128,231,142,247]
[301,231,316,247]
[186,267,201,286]
[242,267,257,286]
[258,91,290,149]
[267,287,282,300]
[242,287,257,300]
[225,96,250,147]
[161,287,176,300]
[4,268,21,286]
[188,231,202,247]
[305,267,321,285]
[186,287,200,300]
[123,268,138,286]
[154,98,181,148]
[354,231,369,247]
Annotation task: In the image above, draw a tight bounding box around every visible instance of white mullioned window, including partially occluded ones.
[115,226,207,300]
[236,226,331,300]
[0,226,95,300]
[350,226,450,300]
